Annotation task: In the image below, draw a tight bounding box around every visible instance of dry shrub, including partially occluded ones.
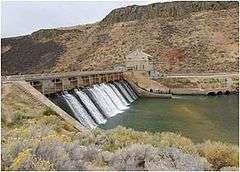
[220,166,239,171]
[103,126,159,151]
[103,126,197,155]
[31,157,55,171]
[1,109,30,127]
[2,123,239,171]
[32,137,81,170]
[1,141,28,170]
[64,138,108,169]
[6,148,55,171]
[7,149,34,171]
[1,116,83,170]
[158,132,197,154]
[42,108,57,116]
[108,144,210,171]
[197,140,239,170]
[67,143,106,169]
[53,119,78,137]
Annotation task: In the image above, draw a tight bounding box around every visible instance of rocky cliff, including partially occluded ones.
[1,1,239,75]
[101,1,238,24]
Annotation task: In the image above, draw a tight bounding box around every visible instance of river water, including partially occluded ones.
[101,95,239,145]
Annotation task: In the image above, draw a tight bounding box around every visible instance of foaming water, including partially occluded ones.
[74,89,107,124]
[51,81,138,129]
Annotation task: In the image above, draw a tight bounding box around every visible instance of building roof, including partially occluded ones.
[126,49,152,60]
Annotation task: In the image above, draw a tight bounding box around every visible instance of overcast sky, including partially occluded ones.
[1,0,164,38]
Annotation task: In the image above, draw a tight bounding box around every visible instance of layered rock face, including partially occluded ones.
[1,1,239,75]
[101,1,238,24]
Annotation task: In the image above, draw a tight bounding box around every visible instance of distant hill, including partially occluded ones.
[1,1,239,75]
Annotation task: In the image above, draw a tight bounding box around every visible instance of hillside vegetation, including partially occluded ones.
[1,83,239,171]
[1,1,239,75]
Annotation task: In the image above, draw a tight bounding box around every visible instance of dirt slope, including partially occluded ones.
[1,1,238,75]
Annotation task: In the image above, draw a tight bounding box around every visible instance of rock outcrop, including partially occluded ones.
[101,1,238,24]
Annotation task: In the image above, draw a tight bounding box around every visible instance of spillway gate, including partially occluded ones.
[2,70,124,94]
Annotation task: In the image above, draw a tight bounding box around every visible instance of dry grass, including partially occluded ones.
[102,126,197,155]
[158,132,197,154]
[102,126,159,151]
[197,140,239,170]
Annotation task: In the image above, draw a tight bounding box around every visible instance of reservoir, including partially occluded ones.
[101,95,239,145]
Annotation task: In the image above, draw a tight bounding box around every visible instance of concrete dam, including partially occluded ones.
[2,70,142,129]
[50,81,138,129]
[2,68,238,131]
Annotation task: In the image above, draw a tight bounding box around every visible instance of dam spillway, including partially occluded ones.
[50,81,138,129]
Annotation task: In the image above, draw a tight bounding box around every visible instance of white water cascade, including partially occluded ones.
[94,85,122,114]
[114,82,134,103]
[121,81,138,100]
[109,83,129,106]
[62,92,97,129]
[127,83,138,98]
[74,89,107,124]
[99,83,128,110]
[88,87,115,118]
[57,81,138,129]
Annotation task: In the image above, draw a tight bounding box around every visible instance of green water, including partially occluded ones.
[101,95,239,145]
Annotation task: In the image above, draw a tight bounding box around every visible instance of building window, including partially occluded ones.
[52,79,60,82]
[68,77,76,81]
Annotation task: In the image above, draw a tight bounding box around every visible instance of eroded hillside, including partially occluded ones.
[1,1,239,75]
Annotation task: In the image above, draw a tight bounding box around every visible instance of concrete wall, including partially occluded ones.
[126,59,153,71]
[124,71,172,98]
[169,88,236,95]
[157,73,239,94]
[12,81,90,133]
[128,80,172,98]
[123,71,239,96]
[124,71,169,93]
